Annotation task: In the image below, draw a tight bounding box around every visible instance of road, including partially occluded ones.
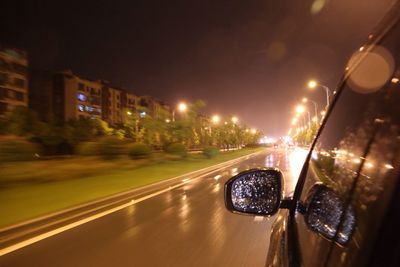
[0,147,307,267]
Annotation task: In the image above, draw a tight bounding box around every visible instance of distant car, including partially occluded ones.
[225,3,400,267]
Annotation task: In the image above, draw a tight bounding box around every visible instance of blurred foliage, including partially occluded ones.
[293,122,320,146]
[0,136,41,162]
[202,146,219,159]
[0,101,264,159]
[165,143,187,158]
[76,141,100,156]
[128,143,152,159]
[97,136,124,160]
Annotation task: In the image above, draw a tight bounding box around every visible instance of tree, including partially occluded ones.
[5,106,43,137]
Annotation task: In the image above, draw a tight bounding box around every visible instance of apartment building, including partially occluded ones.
[126,92,139,114]
[139,95,171,119]
[30,69,172,126]
[0,46,28,115]
[52,70,102,121]
[101,81,140,126]
[29,69,54,121]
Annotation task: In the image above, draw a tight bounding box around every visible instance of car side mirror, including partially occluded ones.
[224,168,283,216]
[305,184,356,245]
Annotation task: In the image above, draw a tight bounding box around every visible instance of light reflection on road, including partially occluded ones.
[0,148,309,267]
[287,147,309,194]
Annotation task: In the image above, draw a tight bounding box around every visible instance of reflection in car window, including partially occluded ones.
[296,20,400,267]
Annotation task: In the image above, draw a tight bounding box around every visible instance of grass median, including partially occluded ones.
[0,147,264,228]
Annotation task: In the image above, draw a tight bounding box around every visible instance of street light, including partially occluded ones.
[178,102,187,112]
[211,115,220,124]
[172,101,187,121]
[307,79,332,108]
[251,128,257,134]
[231,116,238,124]
[296,105,310,127]
[295,105,305,114]
[302,97,318,122]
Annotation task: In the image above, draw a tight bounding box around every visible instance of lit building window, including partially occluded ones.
[77,93,87,102]
[140,111,146,118]
[78,104,85,112]
[85,106,94,112]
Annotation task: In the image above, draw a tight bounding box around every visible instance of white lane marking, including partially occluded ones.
[0,149,267,256]
[253,216,264,222]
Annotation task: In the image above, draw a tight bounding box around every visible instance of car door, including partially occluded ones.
[293,5,400,267]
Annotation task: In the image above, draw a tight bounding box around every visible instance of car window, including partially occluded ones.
[295,19,400,267]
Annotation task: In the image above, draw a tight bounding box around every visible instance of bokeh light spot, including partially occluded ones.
[311,0,327,15]
[347,45,394,94]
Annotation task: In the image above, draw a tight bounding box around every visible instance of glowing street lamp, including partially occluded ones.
[126,111,132,116]
[231,116,238,124]
[307,79,332,108]
[302,97,318,121]
[211,115,220,124]
[307,80,317,89]
[251,128,257,134]
[178,102,187,112]
[296,105,310,128]
[298,104,311,126]
[172,101,188,121]
[296,105,305,114]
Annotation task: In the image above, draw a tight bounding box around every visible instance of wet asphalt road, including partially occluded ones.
[0,148,306,267]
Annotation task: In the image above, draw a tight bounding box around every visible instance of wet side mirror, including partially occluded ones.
[305,184,356,245]
[224,168,283,216]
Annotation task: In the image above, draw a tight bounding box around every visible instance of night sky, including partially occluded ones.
[0,0,395,136]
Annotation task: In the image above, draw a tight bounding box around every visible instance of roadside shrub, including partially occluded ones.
[165,143,187,158]
[128,143,152,159]
[78,137,124,159]
[203,146,219,159]
[0,136,40,162]
[77,141,100,156]
[98,136,124,160]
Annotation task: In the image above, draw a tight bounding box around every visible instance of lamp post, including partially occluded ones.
[210,114,221,137]
[307,80,332,108]
[296,105,310,127]
[302,97,318,122]
[172,102,187,122]
[212,115,220,124]
[231,116,238,124]
[127,110,141,142]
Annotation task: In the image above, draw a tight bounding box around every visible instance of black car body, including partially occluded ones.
[225,2,400,266]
